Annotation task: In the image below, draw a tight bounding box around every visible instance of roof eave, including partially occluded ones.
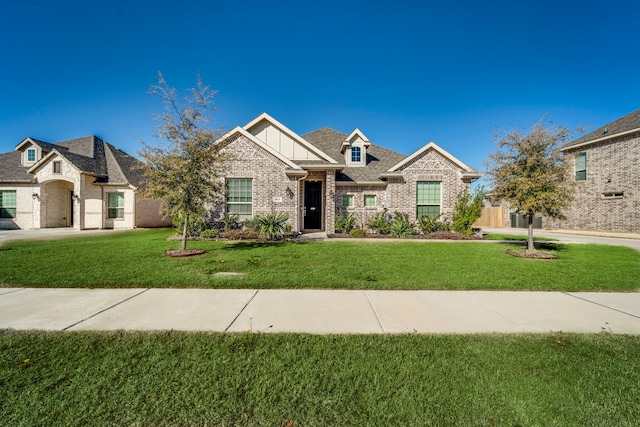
[561,127,640,151]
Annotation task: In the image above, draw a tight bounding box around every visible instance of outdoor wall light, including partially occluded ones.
[32,193,39,199]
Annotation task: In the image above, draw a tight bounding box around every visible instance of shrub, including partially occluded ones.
[417,214,451,234]
[366,209,392,235]
[335,212,356,234]
[173,214,206,237]
[256,213,290,240]
[222,212,240,232]
[349,228,366,238]
[220,229,260,240]
[242,217,261,232]
[451,189,484,236]
[200,228,219,239]
[390,211,415,238]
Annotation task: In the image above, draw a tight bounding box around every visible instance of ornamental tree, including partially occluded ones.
[138,73,227,251]
[485,118,576,255]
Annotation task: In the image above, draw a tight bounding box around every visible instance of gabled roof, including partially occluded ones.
[2,135,146,187]
[302,127,406,183]
[244,113,339,164]
[341,128,370,153]
[219,126,304,171]
[563,108,640,151]
[388,141,477,174]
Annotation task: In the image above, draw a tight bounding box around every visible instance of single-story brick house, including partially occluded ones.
[216,113,481,233]
[0,135,171,230]
[544,108,640,233]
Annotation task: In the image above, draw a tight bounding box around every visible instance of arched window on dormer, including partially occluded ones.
[342,129,370,167]
[351,146,361,163]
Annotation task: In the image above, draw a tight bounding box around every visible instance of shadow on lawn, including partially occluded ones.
[498,241,568,252]
[222,240,310,251]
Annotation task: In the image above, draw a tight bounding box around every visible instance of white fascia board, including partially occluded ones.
[242,112,339,163]
[561,127,640,152]
[15,137,36,151]
[27,149,83,175]
[335,180,387,187]
[345,128,370,145]
[221,126,304,170]
[387,142,475,172]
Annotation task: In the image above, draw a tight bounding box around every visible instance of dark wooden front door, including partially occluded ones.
[304,181,322,229]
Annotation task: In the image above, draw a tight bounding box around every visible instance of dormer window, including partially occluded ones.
[27,149,36,162]
[351,146,361,163]
[342,128,370,167]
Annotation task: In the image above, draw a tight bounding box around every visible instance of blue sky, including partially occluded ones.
[2,0,639,176]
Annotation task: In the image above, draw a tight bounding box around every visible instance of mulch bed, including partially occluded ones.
[506,249,558,260]
[164,249,206,258]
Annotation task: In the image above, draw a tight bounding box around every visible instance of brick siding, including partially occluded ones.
[544,132,640,233]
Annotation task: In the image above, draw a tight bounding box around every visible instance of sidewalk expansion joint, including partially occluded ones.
[61,288,150,331]
[224,289,259,332]
[0,288,26,296]
[563,292,640,320]
[363,291,385,332]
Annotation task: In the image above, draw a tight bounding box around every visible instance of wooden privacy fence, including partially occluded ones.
[473,206,505,228]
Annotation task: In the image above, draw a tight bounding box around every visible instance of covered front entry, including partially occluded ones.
[40,180,75,228]
[303,181,322,230]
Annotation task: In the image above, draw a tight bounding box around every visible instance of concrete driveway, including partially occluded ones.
[0,227,136,243]
[481,227,640,250]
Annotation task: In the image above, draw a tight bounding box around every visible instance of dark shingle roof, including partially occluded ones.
[0,151,34,182]
[0,136,145,187]
[564,108,640,149]
[302,127,406,183]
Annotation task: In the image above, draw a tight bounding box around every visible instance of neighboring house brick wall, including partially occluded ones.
[0,185,36,230]
[544,132,640,233]
[135,196,172,228]
[83,175,103,229]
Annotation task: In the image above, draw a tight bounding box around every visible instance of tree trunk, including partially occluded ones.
[182,212,189,251]
[526,214,535,254]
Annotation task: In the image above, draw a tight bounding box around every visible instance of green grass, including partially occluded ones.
[483,233,557,241]
[0,229,638,291]
[1,330,639,426]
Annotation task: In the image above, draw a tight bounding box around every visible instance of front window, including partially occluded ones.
[0,190,17,218]
[364,195,376,207]
[226,178,252,220]
[576,152,586,181]
[351,146,361,163]
[53,161,61,174]
[416,181,441,219]
[27,149,36,162]
[107,193,124,219]
[342,195,354,207]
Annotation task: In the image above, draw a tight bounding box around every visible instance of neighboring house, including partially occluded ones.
[544,108,640,233]
[216,113,481,234]
[0,135,171,230]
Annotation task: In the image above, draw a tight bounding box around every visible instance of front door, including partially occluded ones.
[304,181,322,229]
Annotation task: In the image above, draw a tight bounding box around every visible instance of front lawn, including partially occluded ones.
[1,331,638,426]
[0,229,638,291]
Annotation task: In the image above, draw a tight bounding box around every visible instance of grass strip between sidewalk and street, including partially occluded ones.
[1,330,639,426]
[0,229,638,291]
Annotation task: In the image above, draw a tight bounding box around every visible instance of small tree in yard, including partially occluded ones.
[451,188,484,236]
[138,73,226,252]
[485,118,575,255]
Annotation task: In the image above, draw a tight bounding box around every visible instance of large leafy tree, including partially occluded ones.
[485,118,575,255]
[139,73,226,251]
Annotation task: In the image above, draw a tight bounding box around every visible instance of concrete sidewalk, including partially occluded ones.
[1,288,639,334]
